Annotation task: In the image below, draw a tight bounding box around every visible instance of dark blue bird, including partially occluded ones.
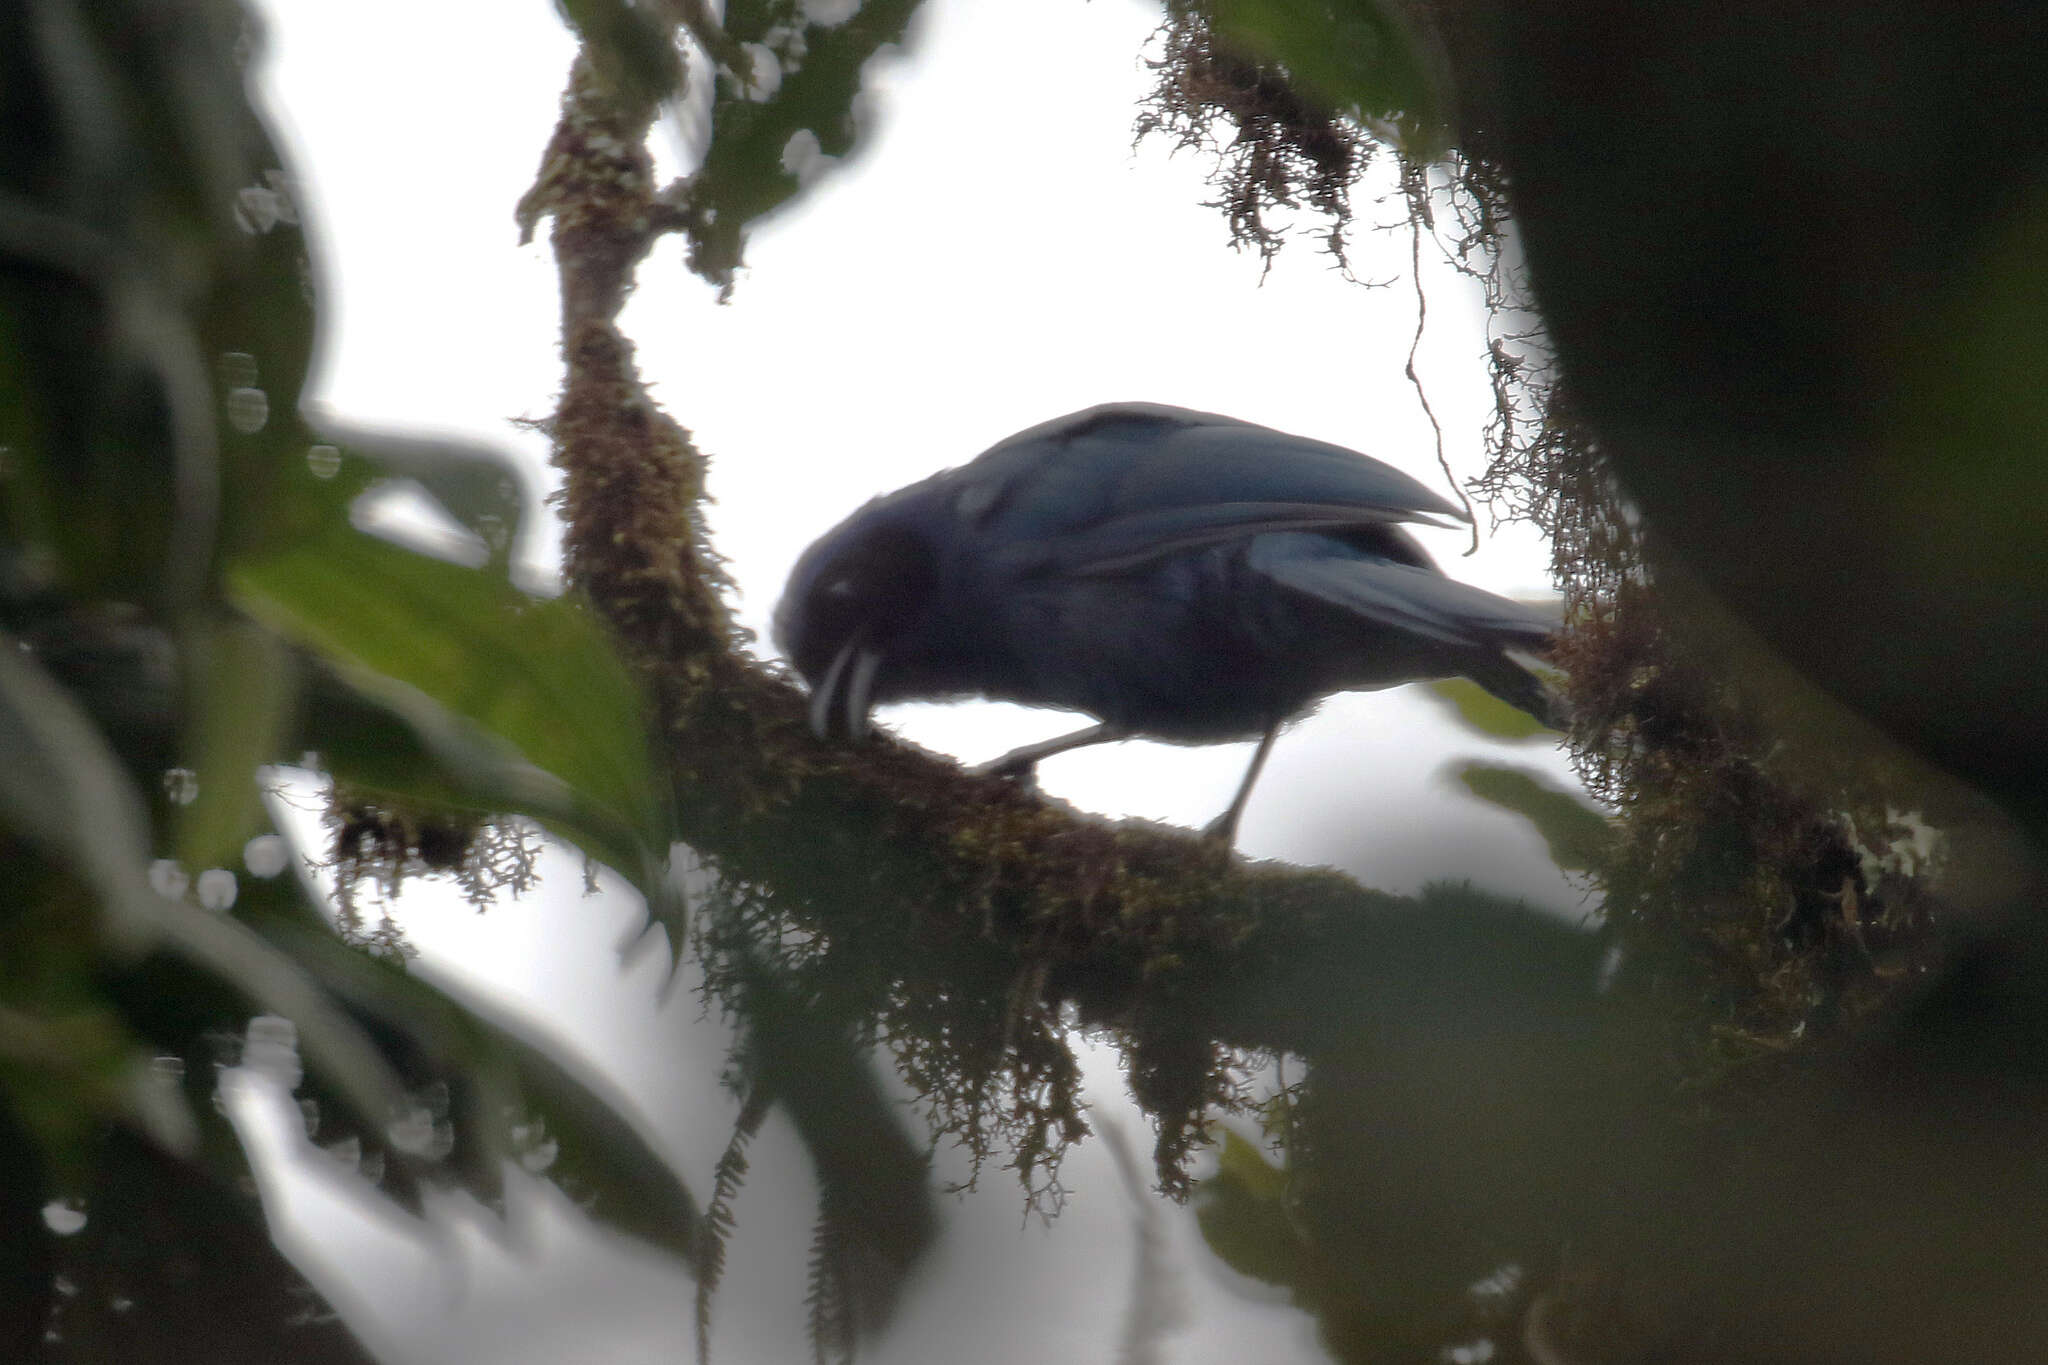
[774,403,1560,843]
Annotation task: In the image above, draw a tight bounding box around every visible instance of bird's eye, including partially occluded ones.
[825,579,856,599]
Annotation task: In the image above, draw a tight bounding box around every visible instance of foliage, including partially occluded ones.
[1424,676,1554,743]
[681,0,927,295]
[1450,761,1609,875]
[549,0,931,296]
[1197,1125,1532,1362]
[1159,3,2048,1362]
[0,0,704,1353]
[233,522,674,916]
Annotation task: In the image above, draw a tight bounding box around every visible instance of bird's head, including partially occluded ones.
[773,505,941,741]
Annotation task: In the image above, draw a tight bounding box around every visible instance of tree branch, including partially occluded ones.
[520,43,1602,1193]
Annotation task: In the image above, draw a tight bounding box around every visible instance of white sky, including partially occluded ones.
[244,0,1597,1361]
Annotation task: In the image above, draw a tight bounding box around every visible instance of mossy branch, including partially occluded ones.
[520,41,1601,1195]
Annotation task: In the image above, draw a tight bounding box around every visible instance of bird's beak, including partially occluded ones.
[809,638,884,742]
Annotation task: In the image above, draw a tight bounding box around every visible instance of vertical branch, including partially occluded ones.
[516,57,733,679]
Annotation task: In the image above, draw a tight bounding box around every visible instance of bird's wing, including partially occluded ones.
[1049,502,1435,573]
[967,404,1467,574]
[1258,545,1559,648]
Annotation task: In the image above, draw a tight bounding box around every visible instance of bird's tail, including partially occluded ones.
[1470,651,1570,732]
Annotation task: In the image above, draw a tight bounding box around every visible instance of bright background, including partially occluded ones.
[239,0,1594,1361]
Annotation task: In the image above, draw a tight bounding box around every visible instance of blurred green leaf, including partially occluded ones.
[1200,0,1449,160]
[0,637,159,950]
[316,420,530,572]
[227,407,527,579]
[290,664,562,845]
[1,0,703,1345]
[681,0,926,292]
[0,999,169,1163]
[0,4,323,603]
[51,1126,382,1365]
[1450,761,1611,873]
[1194,1128,1303,1287]
[731,955,935,1335]
[0,634,417,1162]
[0,199,210,609]
[1886,186,2048,598]
[229,525,677,926]
[255,913,702,1264]
[176,613,299,874]
[497,1020,702,1261]
[1215,1124,1288,1201]
[1423,676,1554,741]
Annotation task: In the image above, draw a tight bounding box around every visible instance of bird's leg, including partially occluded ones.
[975,722,1129,779]
[1201,723,1280,847]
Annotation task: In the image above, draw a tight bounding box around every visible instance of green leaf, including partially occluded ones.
[1214,1124,1289,1201]
[1194,1128,1303,1288]
[1423,676,1555,741]
[0,999,190,1167]
[314,420,529,572]
[1201,0,1449,160]
[0,198,212,609]
[490,1013,703,1261]
[254,914,703,1264]
[0,637,159,953]
[228,410,526,578]
[733,956,934,1332]
[0,633,417,1158]
[680,0,927,293]
[229,525,678,927]
[1449,761,1611,874]
[176,613,300,874]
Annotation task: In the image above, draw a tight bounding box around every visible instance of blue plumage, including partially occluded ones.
[774,403,1560,841]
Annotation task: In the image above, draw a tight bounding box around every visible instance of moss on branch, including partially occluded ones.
[518,44,1597,1199]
